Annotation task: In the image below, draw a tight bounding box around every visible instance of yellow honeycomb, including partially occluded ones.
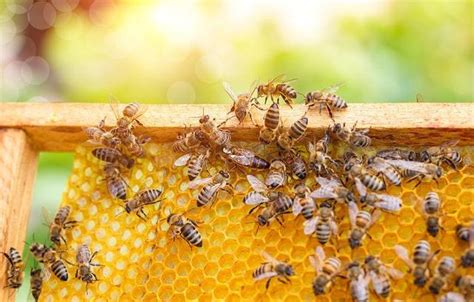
[38,144,474,302]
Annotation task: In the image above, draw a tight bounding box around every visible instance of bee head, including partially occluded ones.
[364,255,376,265]
[435,167,443,178]
[414,276,427,287]
[257,215,268,226]
[419,151,430,162]
[304,92,312,104]
[408,151,417,161]
[219,170,230,179]
[346,192,356,204]
[284,265,295,276]
[199,115,210,124]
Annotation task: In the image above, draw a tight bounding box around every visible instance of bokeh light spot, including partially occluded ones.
[28,2,57,30]
[167,81,196,104]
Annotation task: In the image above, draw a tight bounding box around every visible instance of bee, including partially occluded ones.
[220,82,262,125]
[420,140,462,169]
[428,256,456,295]
[417,191,442,237]
[29,243,68,281]
[347,261,370,302]
[124,189,163,220]
[383,159,443,185]
[305,83,348,118]
[437,292,467,302]
[281,151,307,180]
[2,247,24,288]
[348,203,381,249]
[277,116,309,151]
[456,223,471,242]
[264,160,287,189]
[259,103,280,144]
[83,118,121,148]
[354,178,402,213]
[310,176,355,204]
[344,154,386,191]
[189,170,232,208]
[364,255,403,298]
[395,240,439,287]
[292,182,315,220]
[173,129,205,153]
[44,205,78,247]
[199,114,231,147]
[256,75,297,108]
[222,145,270,170]
[253,251,295,289]
[454,275,474,301]
[110,100,146,135]
[460,221,474,268]
[103,163,128,200]
[166,213,203,248]
[367,156,402,186]
[174,148,210,181]
[124,134,151,158]
[30,268,43,301]
[376,148,418,161]
[331,121,371,148]
[75,244,100,285]
[307,135,338,177]
[303,201,338,245]
[309,246,344,296]
[92,147,134,169]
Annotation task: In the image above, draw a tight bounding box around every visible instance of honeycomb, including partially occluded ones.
[37,143,473,302]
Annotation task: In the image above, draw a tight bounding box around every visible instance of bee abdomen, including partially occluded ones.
[302,204,315,220]
[323,257,341,275]
[413,240,431,264]
[51,260,68,281]
[92,148,121,162]
[264,103,280,130]
[351,135,371,147]
[356,211,372,228]
[328,94,347,109]
[362,175,385,191]
[181,223,202,247]
[456,225,470,242]
[197,185,214,207]
[265,172,285,189]
[274,195,293,212]
[108,179,127,200]
[188,155,204,180]
[424,192,440,214]
[385,169,402,186]
[252,264,271,279]
[289,117,308,141]
[140,189,162,202]
[251,157,270,169]
[292,161,307,180]
[316,222,331,244]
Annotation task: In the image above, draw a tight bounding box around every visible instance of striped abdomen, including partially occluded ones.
[376,276,391,298]
[355,211,372,228]
[30,269,43,301]
[276,83,297,99]
[322,257,341,275]
[123,102,140,118]
[253,263,273,279]
[326,93,347,109]
[188,154,205,180]
[301,200,315,220]
[424,192,440,214]
[361,174,385,191]
[384,168,402,186]
[446,151,462,166]
[274,194,293,213]
[138,189,162,203]
[181,223,202,247]
[197,184,218,207]
[264,103,280,130]
[413,240,431,265]
[316,221,331,244]
[350,135,371,147]
[265,171,286,189]
[107,178,127,200]
[92,147,121,163]
[51,260,68,281]
[250,156,271,169]
[289,117,308,141]
[292,158,307,180]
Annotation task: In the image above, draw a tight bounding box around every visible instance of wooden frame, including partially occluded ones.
[0,102,473,300]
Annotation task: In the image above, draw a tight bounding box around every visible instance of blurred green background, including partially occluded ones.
[0,0,472,300]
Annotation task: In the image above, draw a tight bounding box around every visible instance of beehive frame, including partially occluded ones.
[0,102,473,301]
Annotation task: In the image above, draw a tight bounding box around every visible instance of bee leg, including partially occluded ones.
[275,216,284,226]
[248,205,262,215]
[265,278,273,290]
[248,111,259,126]
[136,210,147,221]
[277,278,288,284]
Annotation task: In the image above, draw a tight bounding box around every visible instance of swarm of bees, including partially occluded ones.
[3,78,472,301]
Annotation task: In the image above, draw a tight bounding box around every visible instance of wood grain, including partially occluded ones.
[0,103,473,151]
[0,129,38,301]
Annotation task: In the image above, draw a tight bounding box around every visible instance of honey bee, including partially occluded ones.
[454,275,474,302]
[330,121,371,148]
[110,99,146,134]
[367,156,402,186]
[173,129,205,153]
[354,178,402,213]
[103,163,128,200]
[174,148,211,180]
[364,255,404,298]
[428,256,456,295]
[124,134,151,158]
[74,244,101,285]
[30,243,68,281]
[420,140,462,169]
[310,176,355,204]
[264,160,287,189]
[305,83,348,118]
[281,151,307,180]
[189,170,232,208]
[456,223,471,242]
[383,159,443,185]
[309,246,344,296]
[417,192,442,237]
[395,240,439,287]
[344,154,386,191]
[198,114,231,147]
[307,135,338,177]
[277,116,309,151]
[222,145,270,170]
[43,205,77,247]
[256,75,297,108]
[437,292,467,302]
[83,118,121,148]
[347,261,370,302]
[166,213,203,248]
[348,202,381,249]
[124,189,163,220]
[292,182,315,220]
[460,221,474,268]
[376,148,418,161]
[259,103,281,144]
[220,82,262,125]
[92,147,135,169]
[30,268,43,301]
[303,201,338,245]
[253,251,295,289]
[2,247,24,288]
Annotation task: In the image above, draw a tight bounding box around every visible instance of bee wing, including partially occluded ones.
[368,157,391,172]
[188,177,213,189]
[354,177,367,197]
[261,251,280,266]
[292,198,303,216]
[348,202,358,228]
[329,219,338,235]
[385,159,431,174]
[228,154,252,166]
[267,74,286,84]
[438,292,466,302]
[368,271,386,296]
[440,139,459,148]
[173,153,192,167]
[253,271,278,281]
[247,175,267,192]
[306,141,315,154]
[309,246,325,272]
[394,245,415,269]
[384,266,404,280]
[372,194,402,212]
[108,95,122,121]
[41,206,52,224]
[369,209,382,227]
[322,82,345,94]
[315,176,341,188]
[223,82,238,102]
[303,217,319,235]
[310,187,337,199]
[244,192,269,205]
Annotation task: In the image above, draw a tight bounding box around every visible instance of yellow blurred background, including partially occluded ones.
[0,0,472,300]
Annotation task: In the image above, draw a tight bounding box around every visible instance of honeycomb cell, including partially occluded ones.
[38,144,473,302]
